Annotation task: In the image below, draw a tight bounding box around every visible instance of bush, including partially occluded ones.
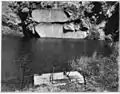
[69,44,118,91]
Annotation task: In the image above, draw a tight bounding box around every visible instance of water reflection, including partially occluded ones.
[2,36,113,83]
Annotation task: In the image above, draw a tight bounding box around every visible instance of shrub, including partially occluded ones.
[69,45,118,91]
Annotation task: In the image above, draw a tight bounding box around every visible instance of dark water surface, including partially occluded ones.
[2,35,113,82]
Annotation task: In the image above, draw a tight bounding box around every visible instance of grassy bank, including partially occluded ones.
[69,43,118,92]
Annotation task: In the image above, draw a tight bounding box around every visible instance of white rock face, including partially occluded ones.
[35,23,88,39]
[35,23,63,38]
[63,31,88,39]
[32,9,69,23]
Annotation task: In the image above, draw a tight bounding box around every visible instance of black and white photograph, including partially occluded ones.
[1,0,120,92]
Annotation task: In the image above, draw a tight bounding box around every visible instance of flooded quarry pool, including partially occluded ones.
[1,1,119,92]
[2,35,113,87]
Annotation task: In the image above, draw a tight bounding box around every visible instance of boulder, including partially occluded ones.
[64,23,75,31]
[22,7,29,13]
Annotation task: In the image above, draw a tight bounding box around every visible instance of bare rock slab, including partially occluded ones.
[34,71,84,86]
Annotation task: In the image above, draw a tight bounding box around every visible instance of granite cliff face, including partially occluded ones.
[2,1,119,41]
[31,9,89,39]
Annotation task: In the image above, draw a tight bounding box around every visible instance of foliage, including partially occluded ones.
[69,43,119,91]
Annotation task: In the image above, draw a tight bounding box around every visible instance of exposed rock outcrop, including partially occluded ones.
[30,9,89,39]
